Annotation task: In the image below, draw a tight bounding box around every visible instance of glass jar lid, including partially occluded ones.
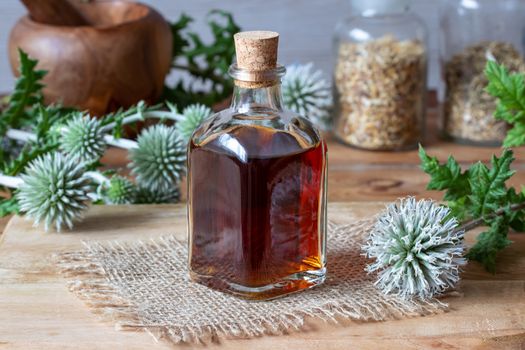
[350,0,411,16]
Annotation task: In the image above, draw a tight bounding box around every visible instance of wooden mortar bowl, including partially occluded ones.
[8,1,173,115]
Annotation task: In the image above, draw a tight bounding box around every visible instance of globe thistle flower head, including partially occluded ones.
[363,197,466,299]
[60,113,106,164]
[135,186,181,204]
[282,63,333,130]
[16,152,92,232]
[129,124,186,192]
[175,104,213,142]
[98,176,137,205]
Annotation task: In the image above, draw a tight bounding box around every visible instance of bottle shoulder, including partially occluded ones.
[190,108,324,161]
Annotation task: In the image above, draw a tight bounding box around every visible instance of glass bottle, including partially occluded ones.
[440,0,525,146]
[333,0,428,151]
[187,31,327,300]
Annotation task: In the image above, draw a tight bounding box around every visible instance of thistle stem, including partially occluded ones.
[100,110,181,133]
[456,202,525,233]
[6,127,139,150]
[0,174,24,189]
[86,193,98,201]
[103,135,138,149]
[84,171,109,185]
[5,129,37,143]
[83,171,109,203]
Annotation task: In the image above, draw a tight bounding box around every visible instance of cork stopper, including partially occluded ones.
[233,31,280,88]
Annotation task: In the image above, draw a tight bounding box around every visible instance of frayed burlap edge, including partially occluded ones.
[54,221,448,344]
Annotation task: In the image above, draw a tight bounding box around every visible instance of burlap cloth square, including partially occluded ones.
[55,218,446,344]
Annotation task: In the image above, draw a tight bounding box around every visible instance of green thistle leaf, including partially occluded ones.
[468,150,515,217]
[418,145,470,202]
[171,13,193,59]
[484,60,525,147]
[485,60,525,113]
[163,10,240,108]
[3,141,56,176]
[0,197,19,217]
[506,188,525,232]
[466,216,512,273]
[503,123,525,147]
[420,145,523,272]
[0,49,47,133]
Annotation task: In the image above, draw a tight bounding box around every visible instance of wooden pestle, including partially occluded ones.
[20,0,90,26]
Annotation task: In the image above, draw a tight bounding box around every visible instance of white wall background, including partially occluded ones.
[0,0,440,93]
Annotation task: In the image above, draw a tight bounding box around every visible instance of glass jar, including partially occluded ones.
[440,0,525,146]
[333,0,428,151]
[187,31,327,300]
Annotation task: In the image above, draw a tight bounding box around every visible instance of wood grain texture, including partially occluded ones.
[8,1,173,115]
[0,203,524,349]
[19,0,90,26]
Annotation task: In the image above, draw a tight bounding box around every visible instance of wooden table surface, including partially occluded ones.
[1,203,524,350]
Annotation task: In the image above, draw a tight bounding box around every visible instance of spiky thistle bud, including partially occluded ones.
[16,152,92,232]
[282,63,333,130]
[175,104,213,142]
[135,186,181,204]
[363,197,466,299]
[98,175,137,205]
[60,113,106,164]
[129,124,186,192]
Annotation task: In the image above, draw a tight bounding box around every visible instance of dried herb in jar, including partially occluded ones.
[443,41,525,145]
[334,35,426,150]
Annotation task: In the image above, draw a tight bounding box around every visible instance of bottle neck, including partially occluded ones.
[230,81,284,114]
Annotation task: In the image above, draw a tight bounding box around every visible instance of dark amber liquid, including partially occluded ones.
[188,125,326,298]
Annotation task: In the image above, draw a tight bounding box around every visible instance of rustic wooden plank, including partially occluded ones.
[0,203,524,349]
[327,168,525,202]
[327,138,525,167]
